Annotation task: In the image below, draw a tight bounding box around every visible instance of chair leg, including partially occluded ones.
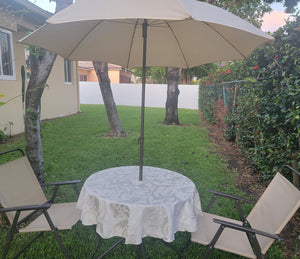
[202,225,225,259]
[2,211,20,259]
[96,238,123,258]
[249,233,265,259]
[12,232,44,259]
[182,239,192,259]
[90,232,103,259]
[158,239,181,258]
[43,210,69,259]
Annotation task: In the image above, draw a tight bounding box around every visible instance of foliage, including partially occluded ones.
[1,104,284,258]
[0,122,14,143]
[184,63,217,82]
[190,0,272,81]
[265,0,300,13]
[133,67,167,84]
[132,0,273,84]
[204,0,271,27]
[0,94,4,106]
[199,17,300,179]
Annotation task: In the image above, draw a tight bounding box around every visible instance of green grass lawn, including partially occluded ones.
[0,104,283,258]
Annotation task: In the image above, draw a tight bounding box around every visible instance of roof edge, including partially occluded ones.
[13,0,52,18]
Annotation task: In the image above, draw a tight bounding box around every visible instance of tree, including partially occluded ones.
[133,67,166,84]
[93,62,126,137]
[206,0,271,27]
[164,0,295,125]
[164,67,181,125]
[25,0,72,184]
[265,0,300,13]
[199,15,300,181]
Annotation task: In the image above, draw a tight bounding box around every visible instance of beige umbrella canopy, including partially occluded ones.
[20,0,273,180]
[21,0,273,68]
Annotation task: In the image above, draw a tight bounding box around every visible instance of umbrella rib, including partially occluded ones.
[165,20,189,69]
[203,22,247,59]
[126,20,139,68]
[67,20,104,59]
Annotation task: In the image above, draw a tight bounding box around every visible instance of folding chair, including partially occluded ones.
[191,165,300,259]
[0,148,81,259]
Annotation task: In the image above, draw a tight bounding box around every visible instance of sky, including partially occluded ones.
[29,0,299,32]
[29,0,56,13]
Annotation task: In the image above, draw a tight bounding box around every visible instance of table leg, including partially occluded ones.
[158,233,192,259]
[136,242,146,259]
[96,238,124,259]
[90,233,103,259]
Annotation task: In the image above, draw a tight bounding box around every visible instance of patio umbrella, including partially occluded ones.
[20,0,273,181]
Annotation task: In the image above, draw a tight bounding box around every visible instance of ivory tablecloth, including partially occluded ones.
[77,166,202,244]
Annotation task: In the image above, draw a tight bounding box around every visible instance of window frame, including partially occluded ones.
[80,74,87,81]
[0,28,16,81]
[64,59,72,84]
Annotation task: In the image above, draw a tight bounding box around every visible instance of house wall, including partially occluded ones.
[0,29,27,135]
[79,69,89,80]
[78,68,98,82]
[40,57,80,121]
[108,70,120,84]
[0,25,80,136]
[87,70,98,82]
[79,67,128,84]
[120,70,132,83]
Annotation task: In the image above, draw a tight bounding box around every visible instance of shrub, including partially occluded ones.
[199,16,300,179]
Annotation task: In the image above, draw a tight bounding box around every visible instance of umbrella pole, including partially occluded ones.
[139,19,148,181]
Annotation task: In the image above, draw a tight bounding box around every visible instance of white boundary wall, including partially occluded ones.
[80,82,198,110]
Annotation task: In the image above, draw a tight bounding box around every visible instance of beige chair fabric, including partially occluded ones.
[246,173,300,254]
[191,172,300,258]
[0,157,47,223]
[20,203,79,232]
[0,156,80,231]
[192,212,256,258]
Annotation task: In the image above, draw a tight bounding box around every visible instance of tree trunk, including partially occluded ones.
[93,61,126,137]
[24,0,71,184]
[25,52,57,184]
[164,67,181,125]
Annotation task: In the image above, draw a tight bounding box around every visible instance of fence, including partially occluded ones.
[80,82,199,110]
[199,80,299,180]
[198,80,247,126]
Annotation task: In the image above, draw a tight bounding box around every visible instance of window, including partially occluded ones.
[64,59,72,83]
[80,74,87,81]
[0,28,15,80]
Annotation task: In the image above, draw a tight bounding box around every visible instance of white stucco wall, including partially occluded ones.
[80,82,199,110]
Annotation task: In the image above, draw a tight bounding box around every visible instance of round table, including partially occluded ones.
[77,166,202,244]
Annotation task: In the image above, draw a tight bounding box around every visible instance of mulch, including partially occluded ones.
[199,113,300,258]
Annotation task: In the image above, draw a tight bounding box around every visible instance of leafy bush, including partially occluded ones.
[199,16,300,179]
[0,122,14,143]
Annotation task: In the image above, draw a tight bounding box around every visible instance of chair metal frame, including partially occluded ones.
[191,165,299,259]
[0,148,81,259]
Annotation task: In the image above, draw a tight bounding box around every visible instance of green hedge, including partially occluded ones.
[199,17,300,179]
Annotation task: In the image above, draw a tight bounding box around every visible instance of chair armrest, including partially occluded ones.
[41,179,81,187]
[0,148,25,157]
[42,180,81,202]
[0,203,51,213]
[207,189,256,204]
[213,218,282,240]
[205,189,255,216]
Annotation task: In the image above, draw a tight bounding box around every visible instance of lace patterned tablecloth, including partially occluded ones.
[77,166,202,244]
